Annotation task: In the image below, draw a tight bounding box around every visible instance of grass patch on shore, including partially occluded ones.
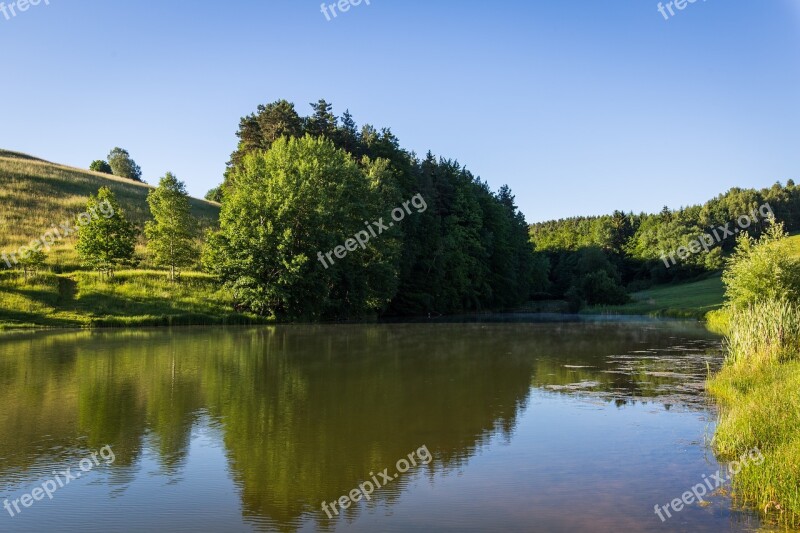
[0,152,219,271]
[709,362,800,524]
[583,274,724,319]
[707,301,800,525]
[0,270,265,328]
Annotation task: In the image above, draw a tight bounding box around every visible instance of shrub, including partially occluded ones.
[722,220,800,306]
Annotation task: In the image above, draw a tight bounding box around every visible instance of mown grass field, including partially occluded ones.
[0,150,263,328]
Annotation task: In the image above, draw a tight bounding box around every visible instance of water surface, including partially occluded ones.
[0,319,765,531]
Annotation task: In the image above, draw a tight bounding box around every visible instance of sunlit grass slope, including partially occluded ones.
[0,150,261,328]
[584,274,725,319]
[584,234,800,319]
[0,150,219,270]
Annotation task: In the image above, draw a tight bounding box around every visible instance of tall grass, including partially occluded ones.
[708,300,800,525]
[723,300,800,366]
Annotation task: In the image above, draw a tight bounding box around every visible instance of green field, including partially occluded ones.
[0,150,263,328]
[584,274,725,319]
[0,150,219,270]
[584,234,800,320]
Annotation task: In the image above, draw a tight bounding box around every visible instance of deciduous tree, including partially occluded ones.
[76,187,136,276]
[107,147,143,182]
[145,173,197,281]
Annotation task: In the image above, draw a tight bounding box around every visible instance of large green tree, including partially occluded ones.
[205,135,399,320]
[107,147,143,182]
[211,99,541,317]
[76,187,137,276]
[145,173,197,281]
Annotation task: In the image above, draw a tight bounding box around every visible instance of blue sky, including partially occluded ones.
[1,0,799,222]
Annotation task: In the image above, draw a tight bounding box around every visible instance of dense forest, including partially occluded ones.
[204,99,538,320]
[530,181,800,309]
[201,99,800,319]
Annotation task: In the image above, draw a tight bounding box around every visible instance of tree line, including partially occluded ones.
[529,181,800,309]
[18,175,198,281]
[55,101,800,319]
[203,99,538,320]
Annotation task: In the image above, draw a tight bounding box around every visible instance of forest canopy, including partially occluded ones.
[204,99,538,320]
[205,99,800,318]
[529,181,800,307]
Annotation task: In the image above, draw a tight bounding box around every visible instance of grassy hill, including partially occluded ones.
[0,150,262,329]
[585,274,725,319]
[585,234,800,319]
[0,150,219,270]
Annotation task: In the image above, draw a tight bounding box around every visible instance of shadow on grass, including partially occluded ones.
[0,272,267,328]
[0,308,83,327]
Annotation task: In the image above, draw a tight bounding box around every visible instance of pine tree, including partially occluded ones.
[305,99,337,139]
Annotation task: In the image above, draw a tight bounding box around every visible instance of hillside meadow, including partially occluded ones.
[0,150,263,328]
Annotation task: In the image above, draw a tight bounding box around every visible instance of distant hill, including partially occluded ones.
[0,150,219,269]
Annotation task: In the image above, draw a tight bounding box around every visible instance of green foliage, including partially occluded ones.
[579,271,629,306]
[531,181,800,295]
[17,247,46,281]
[212,100,542,317]
[107,147,143,182]
[226,99,305,177]
[145,173,197,281]
[89,160,113,174]
[707,214,800,524]
[722,221,800,306]
[548,246,628,307]
[206,136,399,320]
[0,151,219,271]
[76,187,137,276]
[204,187,222,203]
[529,253,551,295]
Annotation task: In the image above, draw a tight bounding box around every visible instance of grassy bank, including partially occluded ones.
[707,301,800,526]
[582,274,724,319]
[0,270,265,328]
[583,234,800,319]
[705,224,800,525]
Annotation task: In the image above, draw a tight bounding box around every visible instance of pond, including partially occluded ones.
[0,318,766,531]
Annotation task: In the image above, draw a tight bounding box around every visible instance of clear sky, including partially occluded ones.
[1,0,799,222]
